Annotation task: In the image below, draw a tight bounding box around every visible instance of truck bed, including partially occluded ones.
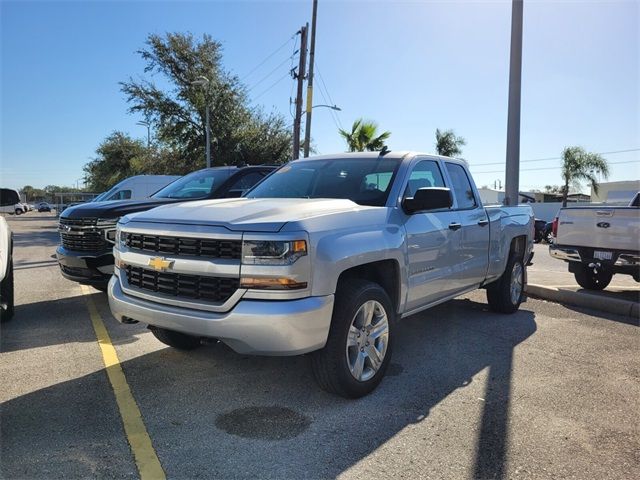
[556,206,640,251]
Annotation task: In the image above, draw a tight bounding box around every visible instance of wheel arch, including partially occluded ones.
[336,259,402,315]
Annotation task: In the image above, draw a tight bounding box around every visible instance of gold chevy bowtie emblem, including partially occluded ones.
[148,257,173,271]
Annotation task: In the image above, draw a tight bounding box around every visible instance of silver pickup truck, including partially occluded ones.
[108,152,533,397]
[550,192,639,289]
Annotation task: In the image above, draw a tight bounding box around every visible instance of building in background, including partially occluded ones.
[591,180,640,204]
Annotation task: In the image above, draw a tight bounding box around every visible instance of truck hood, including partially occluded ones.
[123,198,373,233]
[60,197,184,219]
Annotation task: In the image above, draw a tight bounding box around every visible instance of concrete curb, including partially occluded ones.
[525,284,639,320]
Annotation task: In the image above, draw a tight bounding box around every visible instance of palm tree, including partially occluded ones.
[339,118,391,152]
[560,146,610,207]
[435,129,466,157]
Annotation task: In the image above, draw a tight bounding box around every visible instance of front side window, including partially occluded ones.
[445,162,477,209]
[152,169,231,199]
[404,160,446,198]
[246,158,401,206]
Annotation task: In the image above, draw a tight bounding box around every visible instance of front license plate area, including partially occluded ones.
[594,250,613,261]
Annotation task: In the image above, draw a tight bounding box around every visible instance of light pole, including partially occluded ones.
[191,76,212,168]
[136,120,151,147]
[303,0,319,158]
[504,0,524,206]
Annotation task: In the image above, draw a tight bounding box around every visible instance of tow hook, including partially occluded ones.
[588,262,601,274]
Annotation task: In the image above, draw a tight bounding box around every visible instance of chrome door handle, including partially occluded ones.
[448,222,462,231]
[478,219,489,226]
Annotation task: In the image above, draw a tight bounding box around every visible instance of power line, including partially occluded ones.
[471,159,639,175]
[252,71,292,102]
[472,148,640,167]
[241,34,296,82]
[315,65,343,130]
[247,52,298,93]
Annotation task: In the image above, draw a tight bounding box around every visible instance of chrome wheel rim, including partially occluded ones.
[510,262,523,305]
[345,300,389,382]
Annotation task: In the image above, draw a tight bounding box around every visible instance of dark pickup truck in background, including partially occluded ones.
[57,165,275,290]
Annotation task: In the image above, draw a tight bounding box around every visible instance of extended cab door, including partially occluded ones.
[402,159,462,311]
[443,162,490,290]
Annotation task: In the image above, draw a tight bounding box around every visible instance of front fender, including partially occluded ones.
[310,224,407,309]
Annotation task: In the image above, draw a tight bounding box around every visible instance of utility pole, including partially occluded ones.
[504,0,523,206]
[292,24,308,160]
[303,0,318,158]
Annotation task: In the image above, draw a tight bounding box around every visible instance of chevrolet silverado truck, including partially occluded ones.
[57,165,274,290]
[549,192,640,289]
[108,152,534,398]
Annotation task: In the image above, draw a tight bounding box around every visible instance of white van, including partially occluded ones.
[92,175,180,202]
[0,189,25,215]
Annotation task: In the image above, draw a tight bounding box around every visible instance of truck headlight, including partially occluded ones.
[98,218,119,244]
[241,240,307,265]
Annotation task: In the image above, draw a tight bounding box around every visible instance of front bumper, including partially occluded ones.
[56,246,114,286]
[108,276,334,356]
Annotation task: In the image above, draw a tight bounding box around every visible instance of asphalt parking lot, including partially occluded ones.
[1,214,639,479]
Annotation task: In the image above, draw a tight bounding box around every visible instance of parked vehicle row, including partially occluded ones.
[550,192,640,290]
[92,152,533,398]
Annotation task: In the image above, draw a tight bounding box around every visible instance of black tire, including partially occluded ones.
[14,209,22,216]
[149,326,201,350]
[1,256,15,322]
[92,284,108,292]
[573,264,612,290]
[487,255,525,314]
[311,279,394,398]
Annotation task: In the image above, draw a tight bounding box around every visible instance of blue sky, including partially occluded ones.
[1,0,638,192]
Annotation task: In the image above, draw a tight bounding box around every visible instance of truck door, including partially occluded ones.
[402,159,462,311]
[444,162,490,290]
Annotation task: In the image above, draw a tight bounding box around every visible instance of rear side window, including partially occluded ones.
[228,172,265,195]
[445,163,476,209]
[108,190,132,201]
[404,160,446,197]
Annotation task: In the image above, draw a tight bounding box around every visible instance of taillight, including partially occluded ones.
[552,217,559,237]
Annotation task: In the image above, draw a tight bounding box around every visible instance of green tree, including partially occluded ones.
[338,118,391,152]
[120,32,291,168]
[560,146,610,207]
[83,132,148,192]
[435,129,466,157]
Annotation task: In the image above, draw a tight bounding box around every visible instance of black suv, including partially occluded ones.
[57,165,275,289]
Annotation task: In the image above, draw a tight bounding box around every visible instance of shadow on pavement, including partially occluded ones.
[1,297,536,478]
[0,292,142,353]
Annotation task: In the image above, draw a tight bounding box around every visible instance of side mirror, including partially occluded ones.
[403,187,452,214]
[0,188,20,207]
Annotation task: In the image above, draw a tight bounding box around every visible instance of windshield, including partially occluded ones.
[92,186,118,202]
[246,157,400,206]
[152,168,231,199]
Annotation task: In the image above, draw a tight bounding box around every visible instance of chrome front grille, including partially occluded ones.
[125,265,239,302]
[123,232,241,259]
[59,217,109,252]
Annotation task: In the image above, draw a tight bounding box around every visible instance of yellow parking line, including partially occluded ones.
[80,285,166,480]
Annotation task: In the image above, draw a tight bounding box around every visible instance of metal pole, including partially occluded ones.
[292,24,308,160]
[303,0,318,158]
[504,0,523,206]
[146,124,150,147]
[205,103,211,168]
